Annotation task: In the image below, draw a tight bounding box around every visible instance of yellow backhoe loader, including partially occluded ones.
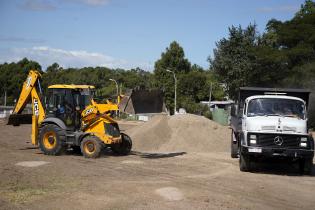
[7,70,132,158]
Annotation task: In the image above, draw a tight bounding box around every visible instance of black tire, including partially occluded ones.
[111,133,132,155]
[239,153,251,172]
[231,131,238,158]
[80,136,103,158]
[299,158,313,175]
[38,124,66,155]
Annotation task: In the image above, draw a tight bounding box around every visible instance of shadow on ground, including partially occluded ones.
[19,146,39,150]
[36,147,187,159]
[247,159,315,176]
[57,148,187,159]
[131,151,186,159]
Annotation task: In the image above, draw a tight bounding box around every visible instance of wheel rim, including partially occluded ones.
[43,131,57,149]
[84,141,95,154]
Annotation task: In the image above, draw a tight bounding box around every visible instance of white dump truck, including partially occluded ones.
[230,87,314,174]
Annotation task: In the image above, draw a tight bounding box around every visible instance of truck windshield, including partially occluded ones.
[247,98,305,119]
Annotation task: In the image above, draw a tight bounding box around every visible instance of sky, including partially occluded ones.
[0,0,305,71]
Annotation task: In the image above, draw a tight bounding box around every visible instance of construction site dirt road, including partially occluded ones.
[0,115,315,210]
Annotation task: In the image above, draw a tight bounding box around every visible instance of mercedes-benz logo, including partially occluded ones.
[274,136,283,146]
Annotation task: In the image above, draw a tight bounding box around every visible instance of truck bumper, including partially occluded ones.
[241,146,314,159]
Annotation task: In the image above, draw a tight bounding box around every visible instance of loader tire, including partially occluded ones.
[38,124,66,156]
[81,136,103,158]
[111,133,132,155]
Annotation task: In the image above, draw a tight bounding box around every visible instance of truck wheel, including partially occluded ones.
[299,158,313,175]
[39,124,66,156]
[81,136,103,158]
[231,131,238,158]
[239,154,251,172]
[111,133,132,155]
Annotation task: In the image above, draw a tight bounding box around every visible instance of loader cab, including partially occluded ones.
[46,85,95,130]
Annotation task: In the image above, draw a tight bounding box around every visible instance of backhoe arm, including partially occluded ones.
[13,70,42,114]
[8,70,46,145]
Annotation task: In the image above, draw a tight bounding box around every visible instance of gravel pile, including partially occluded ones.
[128,114,230,153]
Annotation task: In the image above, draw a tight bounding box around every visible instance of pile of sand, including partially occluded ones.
[0,118,5,125]
[128,114,230,153]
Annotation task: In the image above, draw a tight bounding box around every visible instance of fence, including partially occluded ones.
[0,105,32,118]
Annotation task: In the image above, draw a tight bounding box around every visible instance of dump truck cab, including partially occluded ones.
[231,87,314,174]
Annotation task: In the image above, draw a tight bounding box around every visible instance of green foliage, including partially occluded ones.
[154,41,191,75]
[42,66,155,101]
[153,41,192,113]
[154,41,224,114]
[178,70,207,102]
[209,24,260,98]
[201,105,212,120]
[0,58,42,105]
[295,0,315,19]
[0,60,155,105]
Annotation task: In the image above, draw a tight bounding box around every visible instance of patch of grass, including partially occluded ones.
[0,177,81,204]
[1,186,48,204]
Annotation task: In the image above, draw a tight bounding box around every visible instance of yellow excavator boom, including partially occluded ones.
[8,70,46,145]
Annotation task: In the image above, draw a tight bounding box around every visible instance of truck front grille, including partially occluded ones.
[248,133,306,149]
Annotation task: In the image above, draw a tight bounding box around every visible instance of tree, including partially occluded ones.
[154,41,191,113]
[0,58,42,105]
[295,0,315,19]
[209,24,259,98]
[47,63,63,73]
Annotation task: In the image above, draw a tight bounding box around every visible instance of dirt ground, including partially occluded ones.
[0,118,315,210]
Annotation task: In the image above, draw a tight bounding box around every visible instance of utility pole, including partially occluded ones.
[109,79,119,102]
[166,69,177,115]
[4,90,7,106]
[209,83,212,108]
[109,78,119,117]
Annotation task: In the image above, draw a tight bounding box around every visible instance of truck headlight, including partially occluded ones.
[249,134,257,145]
[300,142,307,147]
[300,137,308,147]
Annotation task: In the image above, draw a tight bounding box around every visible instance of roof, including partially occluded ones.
[200,100,234,105]
[239,87,311,106]
[48,84,95,89]
[240,87,311,93]
[246,95,306,103]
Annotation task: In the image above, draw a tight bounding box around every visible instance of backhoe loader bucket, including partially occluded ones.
[7,114,32,126]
